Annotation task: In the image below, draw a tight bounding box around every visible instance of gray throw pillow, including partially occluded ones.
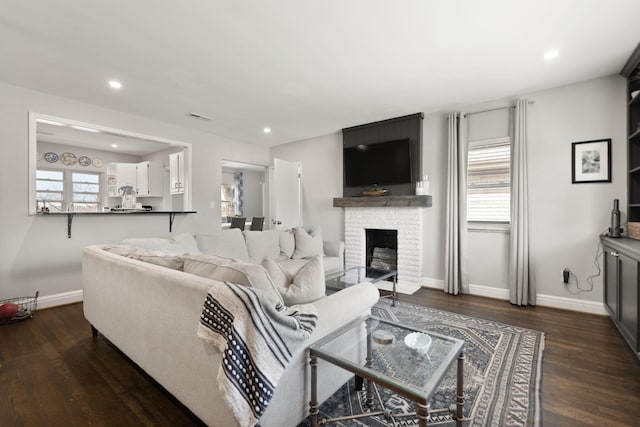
[262,255,326,305]
[184,254,284,307]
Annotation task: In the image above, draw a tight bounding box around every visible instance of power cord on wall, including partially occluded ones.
[563,240,602,294]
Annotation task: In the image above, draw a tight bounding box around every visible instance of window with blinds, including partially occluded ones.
[36,169,64,212]
[71,172,100,212]
[467,139,511,222]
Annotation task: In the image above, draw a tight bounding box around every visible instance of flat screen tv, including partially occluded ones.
[344,139,412,187]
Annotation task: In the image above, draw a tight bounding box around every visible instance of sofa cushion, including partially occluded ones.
[103,244,186,270]
[278,229,296,259]
[184,254,284,306]
[292,226,324,260]
[196,229,249,262]
[181,253,235,276]
[243,230,281,262]
[262,255,326,305]
[120,232,200,255]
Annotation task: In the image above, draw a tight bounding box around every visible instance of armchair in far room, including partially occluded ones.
[250,217,264,231]
[230,217,246,231]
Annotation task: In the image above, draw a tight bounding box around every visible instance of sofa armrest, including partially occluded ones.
[311,282,379,340]
[323,240,344,258]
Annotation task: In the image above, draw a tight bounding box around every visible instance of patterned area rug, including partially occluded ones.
[298,299,545,426]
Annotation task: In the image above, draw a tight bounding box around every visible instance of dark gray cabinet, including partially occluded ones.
[602,237,640,359]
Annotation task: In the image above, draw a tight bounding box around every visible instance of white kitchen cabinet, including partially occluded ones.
[107,162,162,197]
[169,151,185,194]
[136,161,163,197]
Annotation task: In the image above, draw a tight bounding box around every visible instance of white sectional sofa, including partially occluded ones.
[120,227,344,276]
[82,229,375,427]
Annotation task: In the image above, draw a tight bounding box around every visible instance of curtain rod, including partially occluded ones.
[464,100,535,117]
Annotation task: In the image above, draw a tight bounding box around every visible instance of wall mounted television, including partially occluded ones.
[343,139,412,187]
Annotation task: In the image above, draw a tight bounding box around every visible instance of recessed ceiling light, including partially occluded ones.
[36,119,65,126]
[263,127,271,134]
[544,49,559,60]
[70,125,101,133]
[108,80,122,89]
[111,144,118,148]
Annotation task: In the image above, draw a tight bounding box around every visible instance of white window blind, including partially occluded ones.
[467,140,511,222]
[36,169,64,212]
[72,172,100,212]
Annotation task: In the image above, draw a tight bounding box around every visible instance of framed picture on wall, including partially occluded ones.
[571,139,611,183]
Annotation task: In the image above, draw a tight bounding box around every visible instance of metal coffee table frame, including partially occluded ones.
[309,316,465,427]
[326,266,398,306]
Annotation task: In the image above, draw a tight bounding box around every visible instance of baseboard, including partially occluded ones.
[468,283,510,300]
[420,278,607,315]
[535,293,607,316]
[37,290,83,310]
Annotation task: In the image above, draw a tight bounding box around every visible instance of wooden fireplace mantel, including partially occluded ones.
[333,195,432,208]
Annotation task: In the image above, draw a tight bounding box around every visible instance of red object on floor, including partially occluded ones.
[0,303,19,319]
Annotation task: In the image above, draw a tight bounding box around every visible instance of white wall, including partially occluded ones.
[0,82,269,303]
[270,132,344,241]
[270,75,626,310]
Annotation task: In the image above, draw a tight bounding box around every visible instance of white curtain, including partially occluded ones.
[444,112,469,295]
[509,99,534,305]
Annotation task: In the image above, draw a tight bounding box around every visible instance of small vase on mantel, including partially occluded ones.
[416,175,430,196]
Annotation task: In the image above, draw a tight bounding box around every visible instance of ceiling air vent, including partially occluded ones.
[186,112,214,121]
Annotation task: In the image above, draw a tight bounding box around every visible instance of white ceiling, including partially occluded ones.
[2,1,639,147]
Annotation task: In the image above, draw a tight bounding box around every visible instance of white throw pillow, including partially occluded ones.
[243,230,281,262]
[184,254,284,307]
[278,229,296,259]
[196,228,250,261]
[292,226,324,260]
[262,255,325,305]
[120,232,200,255]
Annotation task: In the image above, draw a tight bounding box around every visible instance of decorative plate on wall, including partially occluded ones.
[78,156,92,166]
[61,152,78,166]
[92,158,103,168]
[36,152,43,161]
[44,152,58,163]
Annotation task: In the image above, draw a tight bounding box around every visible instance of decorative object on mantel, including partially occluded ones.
[362,188,388,197]
[571,138,611,183]
[415,174,430,195]
[78,156,92,166]
[60,152,78,166]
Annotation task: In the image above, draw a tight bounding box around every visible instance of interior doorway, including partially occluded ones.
[221,160,267,227]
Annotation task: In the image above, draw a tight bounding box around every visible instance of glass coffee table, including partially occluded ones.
[309,316,465,427]
[326,266,398,306]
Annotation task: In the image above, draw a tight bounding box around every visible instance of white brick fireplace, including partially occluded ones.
[344,207,425,294]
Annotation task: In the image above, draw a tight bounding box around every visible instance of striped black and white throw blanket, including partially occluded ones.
[197,282,318,427]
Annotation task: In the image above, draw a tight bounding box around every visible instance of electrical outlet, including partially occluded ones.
[562,268,570,284]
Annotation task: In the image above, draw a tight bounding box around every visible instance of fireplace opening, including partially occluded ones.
[365,229,397,276]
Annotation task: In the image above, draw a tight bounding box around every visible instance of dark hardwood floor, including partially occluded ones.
[1,288,639,426]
